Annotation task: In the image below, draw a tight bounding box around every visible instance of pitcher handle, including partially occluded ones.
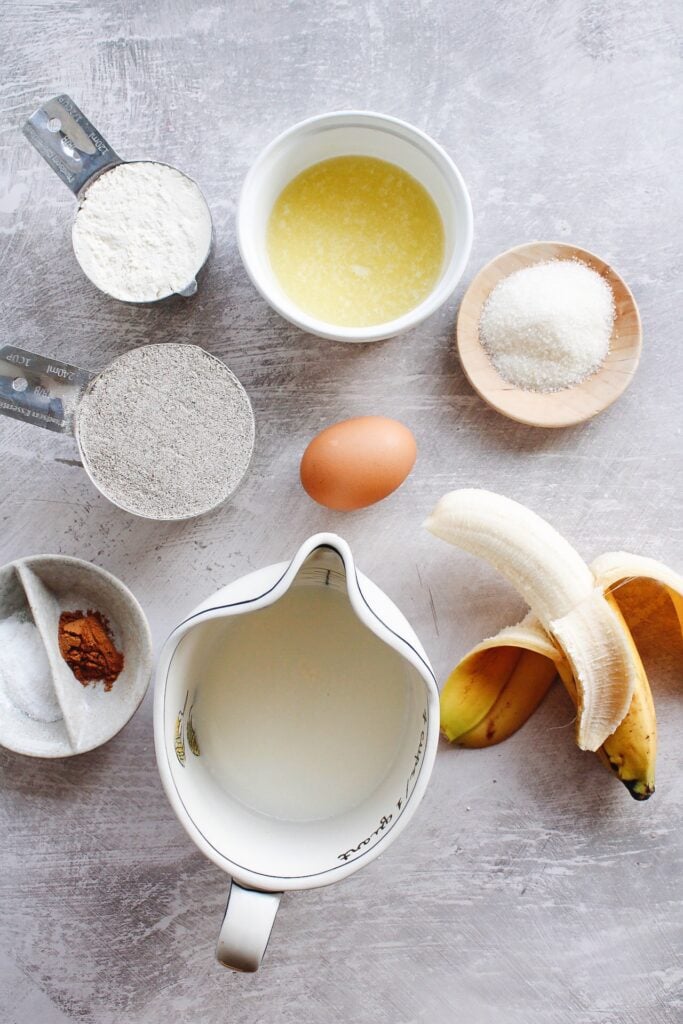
[216,882,282,972]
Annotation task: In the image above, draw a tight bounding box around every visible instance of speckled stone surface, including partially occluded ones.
[0,2,681,1022]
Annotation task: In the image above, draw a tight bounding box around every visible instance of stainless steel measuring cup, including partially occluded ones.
[23,95,213,303]
[0,344,255,520]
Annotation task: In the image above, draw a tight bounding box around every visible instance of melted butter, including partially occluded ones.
[267,156,445,327]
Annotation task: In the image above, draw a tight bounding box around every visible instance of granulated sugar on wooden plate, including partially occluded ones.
[76,344,255,519]
[479,259,615,392]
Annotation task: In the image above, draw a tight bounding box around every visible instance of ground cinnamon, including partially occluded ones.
[58,610,124,690]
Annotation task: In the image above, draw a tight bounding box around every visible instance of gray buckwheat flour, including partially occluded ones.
[76,344,254,519]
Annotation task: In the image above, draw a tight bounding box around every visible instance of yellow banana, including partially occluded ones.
[593,594,656,799]
[587,553,683,799]
[434,528,683,800]
[592,551,683,634]
[458,648,558,748]
[441,615,562,745]
[442,609,657,798]
[555,597,656,799]
[440,644,521,743]
[425,490,639,751]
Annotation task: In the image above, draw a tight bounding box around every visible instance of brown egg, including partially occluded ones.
[300,416,417,511]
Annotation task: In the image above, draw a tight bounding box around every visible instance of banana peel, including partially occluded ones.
[440,615,562,746]
[437,549,683,800]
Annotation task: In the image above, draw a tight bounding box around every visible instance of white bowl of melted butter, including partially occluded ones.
[238,111,473,342]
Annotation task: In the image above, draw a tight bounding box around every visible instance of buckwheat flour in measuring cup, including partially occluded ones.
[76,344,254,519]
[71,162,212,302]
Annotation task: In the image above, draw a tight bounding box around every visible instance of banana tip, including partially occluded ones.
[624,779,655,801]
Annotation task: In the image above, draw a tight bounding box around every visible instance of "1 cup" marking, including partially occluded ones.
[337,707,428,862]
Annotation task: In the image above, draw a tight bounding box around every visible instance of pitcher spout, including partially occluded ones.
[286,533,354,597]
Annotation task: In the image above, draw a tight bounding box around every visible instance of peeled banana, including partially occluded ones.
[427,490,683,800]
[425,489,638,751]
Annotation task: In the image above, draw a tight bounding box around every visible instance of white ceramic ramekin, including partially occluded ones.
[237,111,473,343]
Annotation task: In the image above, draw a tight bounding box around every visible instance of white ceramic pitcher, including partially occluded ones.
[154,533,439,971]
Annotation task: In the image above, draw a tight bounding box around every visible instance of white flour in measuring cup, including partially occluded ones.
[71,162,212,302]
[76,344,255,520]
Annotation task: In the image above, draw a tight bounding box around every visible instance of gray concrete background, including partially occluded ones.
[0,1,682,1021]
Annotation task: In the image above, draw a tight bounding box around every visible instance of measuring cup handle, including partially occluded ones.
[23,94,122,196]
[216,882,282,972]
[0,345,95,435]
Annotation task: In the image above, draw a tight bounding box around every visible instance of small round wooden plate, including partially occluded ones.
[456,242,642,427]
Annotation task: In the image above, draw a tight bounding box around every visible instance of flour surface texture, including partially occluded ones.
[76,344,255,520]
[72,162,212,302]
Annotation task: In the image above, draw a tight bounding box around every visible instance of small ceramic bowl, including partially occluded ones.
[456,241,642,428]
[0,555,153,758]
[237,111,473,343]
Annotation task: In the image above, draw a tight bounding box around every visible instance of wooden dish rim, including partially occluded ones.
[456,241,642,428]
